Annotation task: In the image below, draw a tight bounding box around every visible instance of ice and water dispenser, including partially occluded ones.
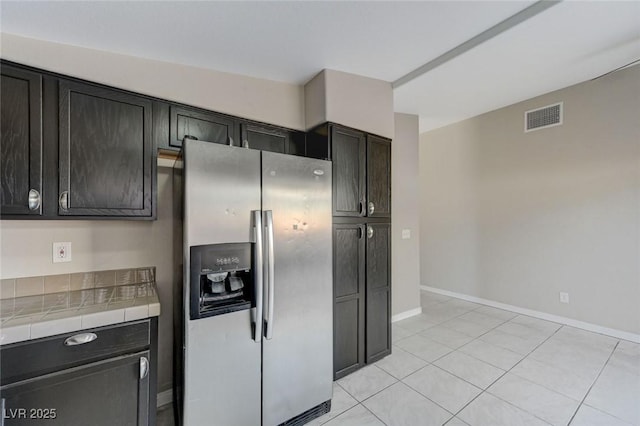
[189,243,253,320]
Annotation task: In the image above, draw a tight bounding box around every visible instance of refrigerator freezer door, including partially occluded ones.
[181,140,262,426]
[261,152,333,426]
[183,311,261,426]
[183,140,261,247]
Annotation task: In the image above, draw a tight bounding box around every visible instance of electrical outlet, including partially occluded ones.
[559,292,569,304]
[53,242,72,263]
[402,229,411,239]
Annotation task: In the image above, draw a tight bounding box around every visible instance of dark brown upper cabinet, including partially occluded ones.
[325,124,391,218]
[240,122,289,153]
[0,65,43,216]
[169,105,237,148]
[331,126,366,217]
[366,135,391,218]
[59,80,155,218]
[365,223,391,363]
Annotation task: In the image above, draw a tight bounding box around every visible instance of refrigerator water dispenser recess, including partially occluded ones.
[189,243,253,320]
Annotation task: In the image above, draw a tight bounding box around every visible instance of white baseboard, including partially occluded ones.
[157,389,173,408]
[391,307,422,323]
[420,285,640,344]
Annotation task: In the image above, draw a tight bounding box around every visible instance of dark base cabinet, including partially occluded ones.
[1,352,150,426]
[333,221,391,379]
[333,224,365,380]
[365,223,391,363]
[0,318,158,426]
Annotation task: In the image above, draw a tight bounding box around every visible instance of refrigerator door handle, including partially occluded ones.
[253,210,264,342]
[264,210,275,340]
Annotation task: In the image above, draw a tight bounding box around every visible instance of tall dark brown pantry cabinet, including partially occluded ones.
[310,123,391,379]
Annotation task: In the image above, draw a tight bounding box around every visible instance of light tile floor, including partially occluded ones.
[312,290,640,426]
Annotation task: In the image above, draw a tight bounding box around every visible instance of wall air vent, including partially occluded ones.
[524,102,563,132]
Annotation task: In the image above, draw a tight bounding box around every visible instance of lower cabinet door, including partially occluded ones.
[333,223,365,379]
[365,223,391,363]
[0,351,149,426]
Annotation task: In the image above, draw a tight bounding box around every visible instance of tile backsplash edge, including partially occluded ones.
[0,266,156,299]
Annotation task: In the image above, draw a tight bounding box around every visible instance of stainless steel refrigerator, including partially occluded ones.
[175,139,333,425]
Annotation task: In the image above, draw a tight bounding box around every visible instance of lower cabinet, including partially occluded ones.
[1,352,150,426]
[333,222,391,379]
[365,223,391,363]
[0,318,157,426]
[333,224,365,379]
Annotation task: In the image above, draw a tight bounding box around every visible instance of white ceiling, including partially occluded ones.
[1,1,639,133]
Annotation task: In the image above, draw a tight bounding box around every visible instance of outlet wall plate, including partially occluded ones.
[559,292,570,304]
[53,242,72,263]
[401,229,411,239]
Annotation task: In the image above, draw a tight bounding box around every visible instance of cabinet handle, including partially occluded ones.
[228,136,234,146]
[140,356,149,379]
[64,332,97,346]
[243,139,250,149]
[59,191,69,211]
[367,226,374,239]
[368,201,375,215]
[28,189,41,211]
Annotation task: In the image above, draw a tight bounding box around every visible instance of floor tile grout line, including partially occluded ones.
[392,292,635,425]
[566,340,621,425]
[424,291,627,425]
[399,368,464,419]
[358,402,390,426]
[316,382,352,425]
[336,365,400,406]
[338,364,458,426]
[447,321,571,423]
[419,294,574,424]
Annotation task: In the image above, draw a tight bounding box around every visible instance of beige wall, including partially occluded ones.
[304,69,394,138]
[0,165,176,393]
[391,114,421,317]
[0,33,305,130]
[420,65,640,335]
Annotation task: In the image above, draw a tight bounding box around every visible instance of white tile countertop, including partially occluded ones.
[0,267,160,345]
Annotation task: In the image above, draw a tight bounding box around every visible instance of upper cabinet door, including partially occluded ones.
[366,135,391,218]
[169,105,237,148]
[331,125,366,217]
[0,65,43,216]
[59,81,154,218]
[240,122,289,153]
